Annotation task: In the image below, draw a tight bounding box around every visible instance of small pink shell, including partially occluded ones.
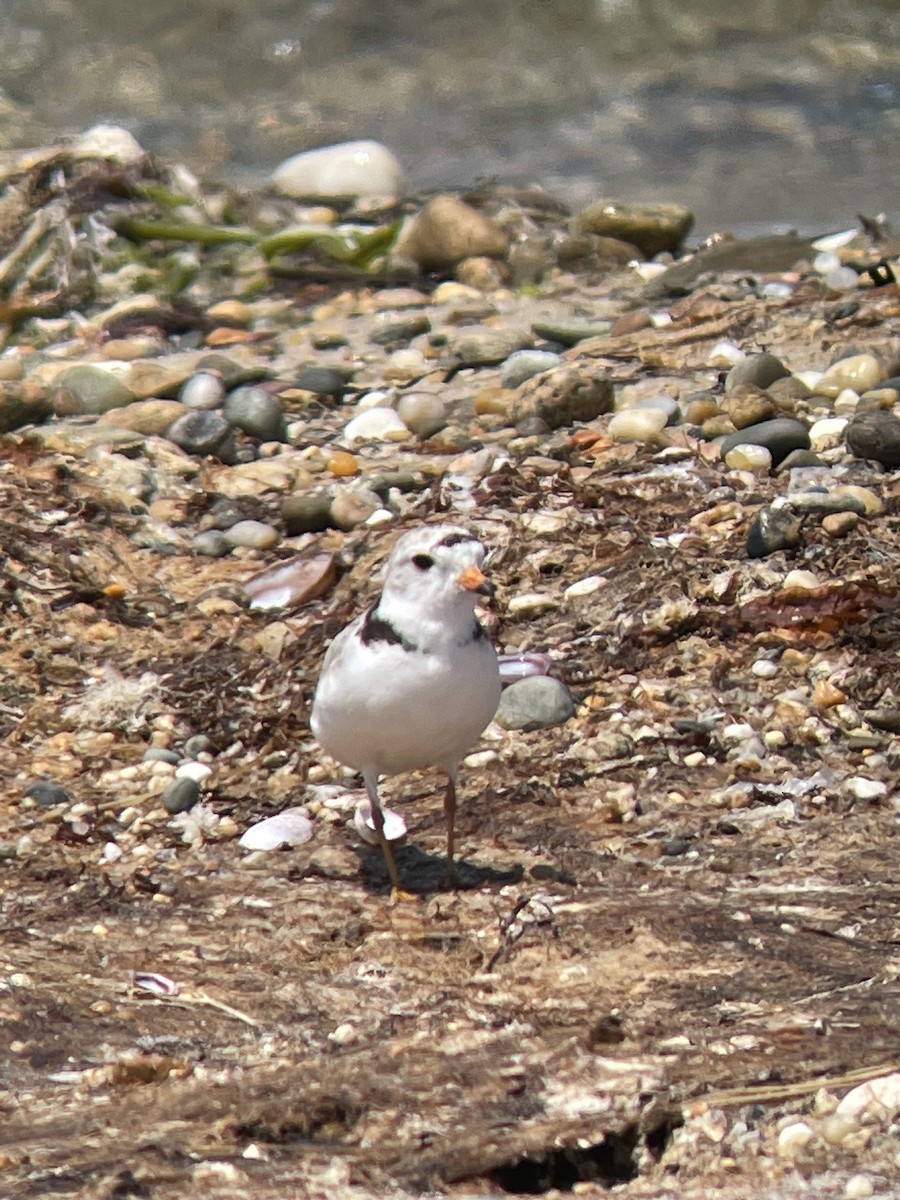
[132,972,179,997]
[243,553,336,611]
[497,651,553,684]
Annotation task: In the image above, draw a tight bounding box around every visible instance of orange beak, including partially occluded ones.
[457,565,493,597]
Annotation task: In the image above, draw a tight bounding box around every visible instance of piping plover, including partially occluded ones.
[311,524,501,895]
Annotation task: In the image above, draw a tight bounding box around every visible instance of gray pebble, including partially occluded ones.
[53,364,135,415]
[167,410,237,462]
[193,530,231,557]
[725,352,790,392]
[720,418,810,467]
[183,734,217,758]
[162,777,201,815]
[788,490,867,516]
[142,747,180,765]
[530,319,612,346]
[295,367,347,402]
[632,395,681,425]
[449,327,532,367]
[282,491,334,534]
[330,486,382,530]
[845,408,900,468]
[179,371,225,410]
[747,504,802,558]
[396,392,447,439]
[206,497,247,530]
[222,519,280,550]
[223,386,288,442]
[494,676,576,731]
[775,448,825,474]
[24,780,71,808]
[369,312,431,345]
[501,349,562,388]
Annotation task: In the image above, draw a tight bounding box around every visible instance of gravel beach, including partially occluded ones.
[1,132,900,1199]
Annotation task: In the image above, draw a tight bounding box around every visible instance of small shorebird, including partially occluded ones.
[311,524,501,896]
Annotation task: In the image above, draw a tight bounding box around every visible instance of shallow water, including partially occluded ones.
[2,0,898,236]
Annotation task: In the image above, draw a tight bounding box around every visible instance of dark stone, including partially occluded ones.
[142,748,180,765]
[294,367,347,402]
[720,418,810,467]
[222,386,288,442]
[845,408,900,468]
[747,505,802,558]
[725,352,790,392]
[184,734,217,758]
[167,410,237,462]
[162,777,201,815]
[24,781,71,808]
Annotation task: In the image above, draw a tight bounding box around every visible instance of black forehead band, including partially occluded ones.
[436,531,478,548]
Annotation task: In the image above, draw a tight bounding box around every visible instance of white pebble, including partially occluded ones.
[834,388,860,415]
[328,1022,358,1047]
[845,1176,874,1199]
[837,1072,900,1118]
[808,416,848,452]
[707,340,745,368]
[180,372,225,410]
[845,777,888,801]
[342,407,410,443]
[722,722,755,743]
[564,575,608,600]
[751,659,779,679]
[356,389,395,410]
[777,1121,814,1156]
[396,391,447,438]
[101,842,123,863]
[271,139,404,201]
[175,761,212,783]
[825,267,859,291]
[814,250,842,275]
[73,123,146,165]
[608,407,668,443]
[507,592,559,617]
[783,569,821,590]
[724,444,772,472]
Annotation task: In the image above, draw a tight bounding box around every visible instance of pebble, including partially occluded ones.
[822,512,859,537]
[193,530,231,557]
[143,748,180,765]
[294,367,346,403]
[494,676,575,731]
[167,410,237,462]
[813,353,883,398]
[530,319,612,346]
[707,340,745,368]
[238,808,313,850]
[222,386,288,442]
[450,327,532,367]
[724,352,790,392]
[180,371,225,410]
[282,492,335,535]
[572,199,693,257]
[370,312,432,345]
[776,1121,814,1156]
[808,416,849,452]
[845,408,900,467]
[326,451,359,477]
[73,122,146,166]
[222,520,280,550]
[175,761,212,783]
[747,502,802,558]
[52,364,135,415]
[723,444,773,472]
[845,777,887,801]
[396,392,447,439]
[719,385,776,429]
[751,658,779,678]
[844,1176,874,1200]
[836,1071,900,1117]
[833,484,883,515]
[507,593,559,617]
[353,800,407,844]
[162,777,201,815]
[787,490,866,516]
[342,407,410,443]
[609,407,668,442]
[719,418,810,467]
[329,487,383,530]
[394,194,507,270]
[511,363,615,428]
[501,349,562,388]
[271,139,404,201]
[97,399,184,435]
[24,781,71,808]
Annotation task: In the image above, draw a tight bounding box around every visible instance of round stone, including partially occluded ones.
[814,353,883,399]
[609,407,668,442]
[632,395,680,424]
[53,365,135,416]
[342,407,409,443]
[271,139,404,201]
[719,418,810,467]
[329,487,383,530]
[724,352,790,392]
[719,385,777,429]
[511,363,615,428]
[396,392,447,439]
[294,367,346,402]
[24,781,71,808]
[223,386,288,442]
[529,319,612,346]
[723,444,773,472]
[501,349,562,388]
[142,748,180,765]
[162,777,201,815]
[747,504,802,558]
[222,520,280,550]
[808,416,849,452]
[494,676,576,731]
[180,371,225,410]
[184,734,217,758]
[450,327,533,367]
[369,312,431,345]
[283,492,334,534]
[167,410,236,462]
[845,408,900,467]
[193,530,231,557]
[572,200,693,257]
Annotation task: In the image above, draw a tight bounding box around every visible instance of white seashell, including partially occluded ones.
[836,1071,900,1118]
[353,801,407,845]
[497,652,553,683]
[239,808,313,851]
[707,340,746,368]
[812,227,859,252]
[132,971,179,996]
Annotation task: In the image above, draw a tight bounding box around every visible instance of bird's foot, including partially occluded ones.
[437,862,461,890]
[389,887,420,904]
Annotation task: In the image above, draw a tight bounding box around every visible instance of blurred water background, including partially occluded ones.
[1,0,898,236]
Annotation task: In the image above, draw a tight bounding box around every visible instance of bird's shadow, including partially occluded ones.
[358,844,522,894]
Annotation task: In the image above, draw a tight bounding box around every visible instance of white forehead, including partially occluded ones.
[386,525,485,570]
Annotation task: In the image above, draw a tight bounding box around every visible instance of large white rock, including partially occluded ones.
[73,124,146,166]
[271,140,404,201]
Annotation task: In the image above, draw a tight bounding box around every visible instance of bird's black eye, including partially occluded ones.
[412,553,434,571]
